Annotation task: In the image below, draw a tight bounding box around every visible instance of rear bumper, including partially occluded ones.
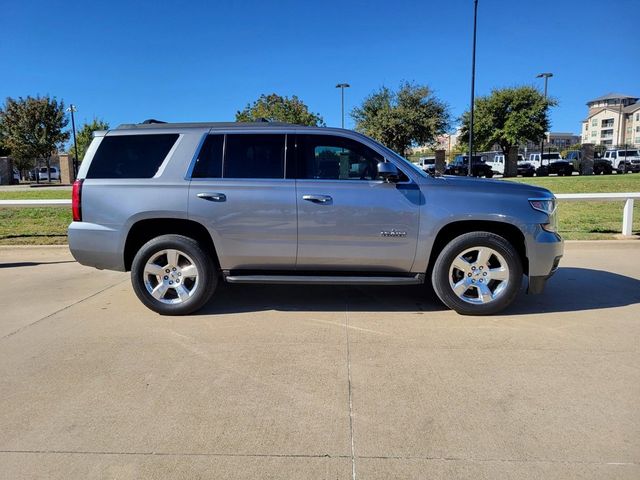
[68,222,125,271]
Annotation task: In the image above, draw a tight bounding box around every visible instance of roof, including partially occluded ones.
[587,92,639,104]
[623,102,640,114]
[115,121,307,130]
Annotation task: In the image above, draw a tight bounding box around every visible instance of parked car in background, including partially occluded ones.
[516,162,536,177]
[68,121,563,316]
[414,156,435,174]
[565,150,613,175]
[528,152,563,169]
[603,149,640,173]
[38,166,60,181]
[530,153,573,176]
[445,155,494,178]
[488,154,525,175]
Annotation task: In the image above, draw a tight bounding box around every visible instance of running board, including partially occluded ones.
[224,273,425,286]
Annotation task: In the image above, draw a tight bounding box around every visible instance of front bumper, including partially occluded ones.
[526,228,564,294]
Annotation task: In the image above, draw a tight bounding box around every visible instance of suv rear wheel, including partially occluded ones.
[131,234,217,315]
[431,232,523,315]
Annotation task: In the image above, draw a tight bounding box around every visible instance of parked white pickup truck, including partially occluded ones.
[488,154,525,175]
[528,152,564,169]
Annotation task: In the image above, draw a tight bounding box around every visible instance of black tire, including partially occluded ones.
[131,234,218,315]
[431,232,523,315]
[485,170,494,178]
[618,163,627,174]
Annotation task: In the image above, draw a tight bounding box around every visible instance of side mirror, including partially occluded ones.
[377,161,399,182]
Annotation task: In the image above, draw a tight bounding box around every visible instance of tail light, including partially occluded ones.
[72,179,83,221]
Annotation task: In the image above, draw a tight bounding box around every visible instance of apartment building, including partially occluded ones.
[581,93,640,147]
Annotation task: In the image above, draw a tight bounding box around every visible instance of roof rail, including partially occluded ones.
[141,119,167,124]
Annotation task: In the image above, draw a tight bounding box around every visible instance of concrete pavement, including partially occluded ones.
[0,243,638,479]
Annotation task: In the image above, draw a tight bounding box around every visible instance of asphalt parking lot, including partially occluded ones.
[1,243,639,479]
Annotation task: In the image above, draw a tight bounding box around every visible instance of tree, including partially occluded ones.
[236,93,324,126]
[74,118,109,162]
[1,96,69,181]
[458,86,556,155]
[351,82,450,156]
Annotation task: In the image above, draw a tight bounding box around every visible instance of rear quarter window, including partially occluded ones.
[86,134,179,179]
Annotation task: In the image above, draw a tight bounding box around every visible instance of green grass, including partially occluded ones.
[505,174,640,194]
[0,207,71,245]
[0,175,638,244]
[0,189,71,200]
[504,174,640,240]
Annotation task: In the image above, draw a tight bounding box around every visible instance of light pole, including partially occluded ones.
[467,0,479,176]
[335,83,350,129]
[67,104,79,179]
[536,73,553,165]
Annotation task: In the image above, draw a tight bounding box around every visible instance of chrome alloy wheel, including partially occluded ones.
[143,249,199,304]
[448,246,510,305]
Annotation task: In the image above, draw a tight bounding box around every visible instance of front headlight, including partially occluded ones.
[529,197,558,233]
[529,198,556,214]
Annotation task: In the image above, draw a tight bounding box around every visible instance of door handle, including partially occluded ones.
[302,194,332,204]
[197,192,226,202]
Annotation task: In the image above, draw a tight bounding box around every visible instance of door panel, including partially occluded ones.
[189,179,297,270]
[188,133,296,270]
[296,180,421,271]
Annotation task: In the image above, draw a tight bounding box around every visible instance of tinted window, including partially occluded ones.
[87,134,178,179]
[224,134,285,179]
[619,150,639,157]
[192,134,224,178]
[298,134,383,180]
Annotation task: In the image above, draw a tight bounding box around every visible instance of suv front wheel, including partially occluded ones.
[131,234,218,315]
[431,232,523,315]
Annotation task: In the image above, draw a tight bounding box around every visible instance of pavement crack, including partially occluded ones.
[0,450,350,459]
[1,279,128,341]
[345,299,357,480]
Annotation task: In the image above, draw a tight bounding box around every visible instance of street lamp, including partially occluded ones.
[467,0,479,177]
[67,104,79,179]
[536,73,553,165]
[335,83,350,129]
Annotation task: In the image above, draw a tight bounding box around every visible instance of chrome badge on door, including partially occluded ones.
[380,229,407,238]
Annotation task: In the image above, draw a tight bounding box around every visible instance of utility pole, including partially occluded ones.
[67,104,79,179]
[335,83,350,129]
[536,73,553,166]
[468,0,479,177]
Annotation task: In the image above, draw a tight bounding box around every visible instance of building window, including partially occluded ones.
[601,119,614,128]
[592,119,598,127]
[636,113,639,121]
[591,131,597,137]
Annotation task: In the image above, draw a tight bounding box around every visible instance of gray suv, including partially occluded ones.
[69,122,563,316]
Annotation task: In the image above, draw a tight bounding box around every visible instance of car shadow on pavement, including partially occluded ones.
[506,267,640,315]
[0,260,76,269]
[198,283,447,314]
[197,267,640,316]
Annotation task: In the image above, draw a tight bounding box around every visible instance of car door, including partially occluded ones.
[188,132,297,270]
[294,133,420,272]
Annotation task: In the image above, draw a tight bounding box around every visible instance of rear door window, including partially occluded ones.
[224,134,285,179]
[87,134,178,179]
[192,134,224,178]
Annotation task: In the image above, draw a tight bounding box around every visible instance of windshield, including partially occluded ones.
[542,153,561,160]
[619,150,639,157]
